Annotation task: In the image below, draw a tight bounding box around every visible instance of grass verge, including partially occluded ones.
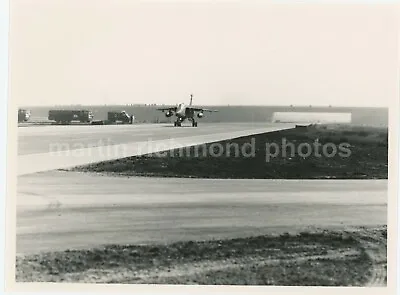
[16,226,386,286]
[71,124,388,179]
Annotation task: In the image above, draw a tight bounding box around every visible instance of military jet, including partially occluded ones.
[157,94,218,127]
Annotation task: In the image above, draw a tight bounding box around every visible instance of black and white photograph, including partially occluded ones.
[4,1,399,294]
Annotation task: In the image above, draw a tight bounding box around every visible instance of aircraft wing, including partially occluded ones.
[187,107,218,112]
[157,106,177,112]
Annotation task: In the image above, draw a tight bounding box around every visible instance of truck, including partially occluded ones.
[18,109,31,122]
[48,109,94,124]
[107,110,134,124]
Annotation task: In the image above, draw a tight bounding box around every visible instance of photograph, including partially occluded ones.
[5,1,398,294]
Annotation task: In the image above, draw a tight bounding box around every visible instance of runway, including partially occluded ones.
[16,171,387,255]
[17,122,295,175]
[18,122,294,155]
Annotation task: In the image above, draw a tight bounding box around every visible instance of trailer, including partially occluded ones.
[48,109,94,124]
[18,109,31,122]
[107,111,134,124]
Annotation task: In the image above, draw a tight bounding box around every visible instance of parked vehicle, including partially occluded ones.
[107,111,134,124]
[18,109,31,122]
[48,109,93,124]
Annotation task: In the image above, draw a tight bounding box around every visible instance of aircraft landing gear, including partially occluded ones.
[174,121,182,127]
[191,120,198,127]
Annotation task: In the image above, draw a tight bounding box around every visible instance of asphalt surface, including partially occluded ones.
[17,122,296,175]
[18,122,294,155]
[16,171,387,255]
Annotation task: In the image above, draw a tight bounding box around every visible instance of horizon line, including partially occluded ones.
[17,103,389,109]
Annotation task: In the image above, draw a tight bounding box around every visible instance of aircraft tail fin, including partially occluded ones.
[189,94,193,106]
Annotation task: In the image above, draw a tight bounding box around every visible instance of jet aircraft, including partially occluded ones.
[157,94,218,127]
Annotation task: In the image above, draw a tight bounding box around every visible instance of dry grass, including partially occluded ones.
[16,226,386,286]
[72,124,388,179]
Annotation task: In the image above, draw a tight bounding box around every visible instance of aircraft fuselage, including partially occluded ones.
[173,103,198,126]
[175,103,194,121]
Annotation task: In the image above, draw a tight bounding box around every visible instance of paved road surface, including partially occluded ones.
[17,123,295,175]
[18,123,294,155]
[17,171,387,255]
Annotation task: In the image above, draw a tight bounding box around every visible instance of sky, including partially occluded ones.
[9,1,398,107]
